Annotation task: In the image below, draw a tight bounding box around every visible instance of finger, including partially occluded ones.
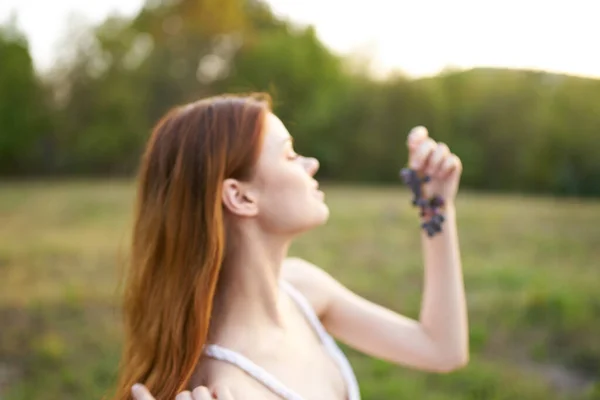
[212,385,234,400]
[175,390,194,400]
[452,154,463,175]
[410,138,436,171]
[191,386,213,400]
[131,384,155,400]
[407,126,429,151]
[427,142,450,176]
[439,154,462,178]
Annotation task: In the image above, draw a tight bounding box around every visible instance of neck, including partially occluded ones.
[210,222,292,343]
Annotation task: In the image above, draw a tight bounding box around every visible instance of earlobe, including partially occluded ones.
[222,178,259,217]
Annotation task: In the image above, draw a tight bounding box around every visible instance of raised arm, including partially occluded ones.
[283,126,468,374]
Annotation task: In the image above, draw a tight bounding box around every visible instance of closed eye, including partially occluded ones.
[283,137,299,160]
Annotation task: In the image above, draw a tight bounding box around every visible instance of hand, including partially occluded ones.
[131,383,235,400]
[406,126,462,204]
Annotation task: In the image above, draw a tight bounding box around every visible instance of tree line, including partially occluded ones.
[1,0,599,196]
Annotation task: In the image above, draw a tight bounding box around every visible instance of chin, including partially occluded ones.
[291,204,330,236]
[309,201,330,228]
[317,202,330,223]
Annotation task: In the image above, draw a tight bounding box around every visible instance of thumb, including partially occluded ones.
[131,383,155,400]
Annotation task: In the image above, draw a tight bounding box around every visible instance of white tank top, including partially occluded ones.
[203,280,361,400]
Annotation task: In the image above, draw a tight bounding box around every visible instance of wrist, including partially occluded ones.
[443,202,456,213]
[417,202,455,237]
[418,202,455,218]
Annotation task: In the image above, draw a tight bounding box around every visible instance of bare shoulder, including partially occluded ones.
[281,257,346,318]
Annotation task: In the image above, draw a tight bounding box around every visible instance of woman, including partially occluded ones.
[113,93,469,400]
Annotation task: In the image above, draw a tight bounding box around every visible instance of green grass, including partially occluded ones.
[0,180,599,400]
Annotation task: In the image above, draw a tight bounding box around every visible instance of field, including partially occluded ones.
[0,180,599,400]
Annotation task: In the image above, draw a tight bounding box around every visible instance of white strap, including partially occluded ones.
[280,281,361,400]
[203,281,361,400]
[279,281,332,344]
[204,344,305,400]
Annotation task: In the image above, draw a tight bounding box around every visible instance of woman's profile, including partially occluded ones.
[111,93,469,400]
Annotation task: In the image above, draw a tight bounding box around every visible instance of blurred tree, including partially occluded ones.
[1,1,599,196]
[0,16,53,175]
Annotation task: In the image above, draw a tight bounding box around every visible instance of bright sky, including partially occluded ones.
[1,0,599,79]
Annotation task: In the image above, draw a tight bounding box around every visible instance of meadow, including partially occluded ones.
[0,180,599,400]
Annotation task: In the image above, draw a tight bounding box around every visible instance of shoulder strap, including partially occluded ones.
[280,280,362,400]
[203,344,306,400]
[279,280,332,345]
[204,281,362,400]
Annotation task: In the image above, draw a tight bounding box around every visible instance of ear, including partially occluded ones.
[222,178,259,217]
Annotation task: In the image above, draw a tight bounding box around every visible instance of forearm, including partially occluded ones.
[418,205,469,366]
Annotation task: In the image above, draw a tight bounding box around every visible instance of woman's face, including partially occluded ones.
[223,112,329,235]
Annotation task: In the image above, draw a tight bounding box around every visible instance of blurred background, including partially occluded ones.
[0,0,599,399]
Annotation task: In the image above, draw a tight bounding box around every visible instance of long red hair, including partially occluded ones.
[111,93,271,400]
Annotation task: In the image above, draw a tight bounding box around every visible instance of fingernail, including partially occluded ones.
[408,128,419,142]
[131,384,143,396]
[411,126,426,139]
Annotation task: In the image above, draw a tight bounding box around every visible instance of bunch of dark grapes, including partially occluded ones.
[399,168,445,237]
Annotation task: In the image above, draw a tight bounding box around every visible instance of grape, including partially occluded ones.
[399,167,446,237]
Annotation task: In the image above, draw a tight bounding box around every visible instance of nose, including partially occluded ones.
[303,157,320,177]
